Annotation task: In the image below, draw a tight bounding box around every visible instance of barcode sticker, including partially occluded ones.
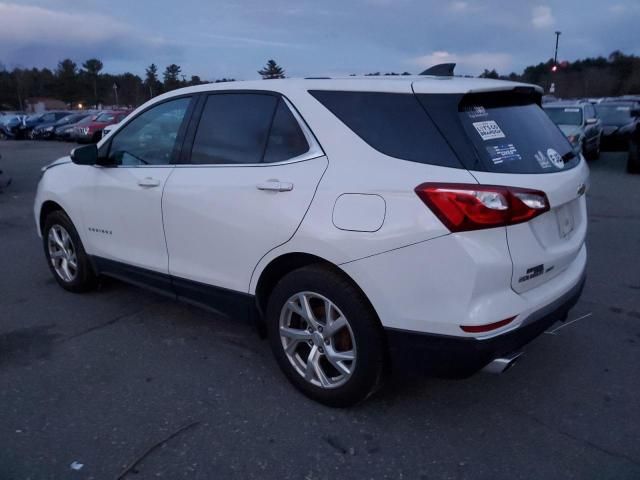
[472,120,506,141]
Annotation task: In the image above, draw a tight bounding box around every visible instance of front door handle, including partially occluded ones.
[257,180,294,192]
[138,177,161,188]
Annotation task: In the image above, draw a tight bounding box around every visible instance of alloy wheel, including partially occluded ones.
[279,292,357,389]
[47,224,78,282]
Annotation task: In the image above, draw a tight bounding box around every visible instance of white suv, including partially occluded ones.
[35,76,588,406]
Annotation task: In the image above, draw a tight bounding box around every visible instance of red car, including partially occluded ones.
[72,110,130,143]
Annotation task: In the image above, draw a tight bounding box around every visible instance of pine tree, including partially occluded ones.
[163,64,183,91]
[258,59,285,79]
[144,63,161,98]
[82,58,103,106]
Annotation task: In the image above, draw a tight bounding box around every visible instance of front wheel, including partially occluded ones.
[43,210,97,292]
[266,265,386,407]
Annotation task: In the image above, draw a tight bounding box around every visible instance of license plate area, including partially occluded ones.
[556,204,575,238]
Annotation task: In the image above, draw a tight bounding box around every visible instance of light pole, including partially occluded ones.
[553,31,561,69]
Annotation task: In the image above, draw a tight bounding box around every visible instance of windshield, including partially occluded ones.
[595,104,633,126]
[96,112,116,122]
[544,107,583,126]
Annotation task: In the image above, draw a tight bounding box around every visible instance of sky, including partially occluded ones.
[0,0,639,80]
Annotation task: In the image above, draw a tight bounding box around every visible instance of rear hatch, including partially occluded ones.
[414,84,589,293]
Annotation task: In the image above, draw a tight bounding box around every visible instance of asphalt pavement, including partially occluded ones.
[1,141,639,479]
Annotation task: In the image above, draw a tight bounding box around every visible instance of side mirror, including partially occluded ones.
[586,118,597,125]
[70,144,98,165]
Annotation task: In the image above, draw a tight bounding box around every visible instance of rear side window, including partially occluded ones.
[309,91,461,168]
[263,100,309,163]
[418,91,579,174]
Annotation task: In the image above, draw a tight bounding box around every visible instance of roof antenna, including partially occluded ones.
[420,63,456,77]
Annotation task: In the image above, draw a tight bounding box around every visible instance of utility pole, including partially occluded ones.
[113,83,119,107]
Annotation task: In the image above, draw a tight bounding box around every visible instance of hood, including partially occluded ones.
[603,125,620,135]
[558,125,582,137]
[42,156,72,172]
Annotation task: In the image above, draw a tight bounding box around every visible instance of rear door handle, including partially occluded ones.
[257,180,294,192]
[138,177,161,188]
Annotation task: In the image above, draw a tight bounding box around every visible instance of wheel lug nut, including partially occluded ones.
[324,339,330,345]
[317,326,323,333]
[319,347,324,353]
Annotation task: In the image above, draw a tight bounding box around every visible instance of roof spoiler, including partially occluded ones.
[420,63,455,77]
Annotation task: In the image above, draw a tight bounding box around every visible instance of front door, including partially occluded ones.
[79,97,192,277]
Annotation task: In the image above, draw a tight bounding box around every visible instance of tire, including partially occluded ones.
[627,140,640,174]
[43,210,97,292]
[266,265,386,407]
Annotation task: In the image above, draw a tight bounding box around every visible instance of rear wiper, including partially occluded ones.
[562,151,576,162]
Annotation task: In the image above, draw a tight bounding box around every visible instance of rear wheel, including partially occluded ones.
[43,211,97,292]
[266,265,386,407]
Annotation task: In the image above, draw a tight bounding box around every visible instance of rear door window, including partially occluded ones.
[191,93,277,165]
[418,91,579,174]
[190,93,311,165]
[309,90,462,168]
[263,99,309,163]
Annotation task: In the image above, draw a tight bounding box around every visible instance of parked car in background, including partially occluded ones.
[73,111,130,143]
[595,101,640,173]
[16,111,70,139]
[32,113,86,140]
[543,101,602,159]
[35,77,588,406]
[101,121,121,139]
[55,113,96,141]
[0,114,26,140]
[595,101,640,142]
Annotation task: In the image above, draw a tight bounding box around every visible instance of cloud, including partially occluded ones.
[449,1,469,12]
[409,51,513,75]
[531,5,555,29]
[198,33,305,49]
[0,2,180,68]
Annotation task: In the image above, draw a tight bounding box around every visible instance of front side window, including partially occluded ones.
[107,97,190,166]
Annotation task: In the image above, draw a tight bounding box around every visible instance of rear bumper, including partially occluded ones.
[385,272,586,377]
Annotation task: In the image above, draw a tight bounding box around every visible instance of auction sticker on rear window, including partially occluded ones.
[472,120,506,141]
[486,144,522,165]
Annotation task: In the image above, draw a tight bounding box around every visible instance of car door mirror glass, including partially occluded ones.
[70,144,98,165]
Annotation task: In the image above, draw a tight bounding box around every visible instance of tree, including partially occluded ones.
[479,69,500,79]
[82,58,103,106]
[258,59,285,79]
[163,64,183,91]
[56,59,78,104]
[144,63,161,98]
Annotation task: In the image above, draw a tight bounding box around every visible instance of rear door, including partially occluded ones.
[416,87,589,293]
[162,92,327,311]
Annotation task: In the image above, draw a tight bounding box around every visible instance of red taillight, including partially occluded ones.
[460,316,516,333]
[414,183,550,232]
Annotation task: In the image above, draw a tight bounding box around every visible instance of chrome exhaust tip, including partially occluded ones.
[482,352,523,374]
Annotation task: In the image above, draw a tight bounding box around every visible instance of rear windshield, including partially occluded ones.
[544,106,583,126]
[418,91,579,174]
